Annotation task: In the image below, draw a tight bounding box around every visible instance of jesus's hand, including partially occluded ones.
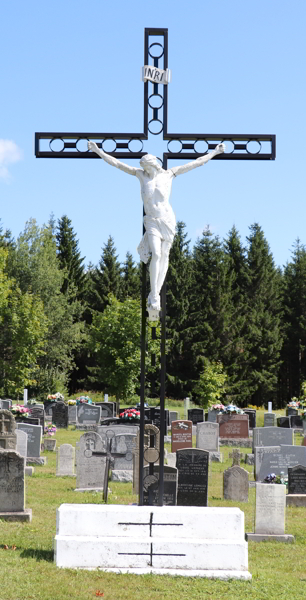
[215,143,226,154]
[88,141,99,153]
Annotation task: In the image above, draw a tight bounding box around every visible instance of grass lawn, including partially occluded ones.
[1,409,306,600]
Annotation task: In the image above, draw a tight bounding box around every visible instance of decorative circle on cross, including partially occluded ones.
[128,139,144,153]
[167,140,183,153]
[148,119,163,135]
[144,447,160,464]
[148,42,164,59]
[76,138,90,153]
[49,138,64,153]
[102,139,117,153]
[246,140,262,154]
[148,93,164,110]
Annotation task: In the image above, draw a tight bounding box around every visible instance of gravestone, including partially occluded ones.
[0,409,16,450]
[143,465,177,506]
[68,404,77,424]
[133,424,160,494]
[207,410,218,423]
[288,464,306,494]
[177,448,209,506]
[264,413,276,427]
[111,433,137,470]
[75,431,106,491]
[217,414,249,439]
[245,483,294,542]
[289,415,303,429]
[16,429,27,458]
[255,445,306,481]
[77,404,101,426]
[171,420,192,452]
[196,422,219,452]
[103,401,116,416]
[100,403,115,420]
[287,407,298,417]
[0,450,31,521]
[97,423,139,437]
[52,402,68,428]
[29,405,45,431]
[253,427,293,451]
[277,416,290,428]
[16,423,42,459]
[56,444,75,476]
[188,408,204,425]
[223,466,249,502]
[44,400,56,417]
[0,399,12,410]
[229,448,243,466]
[169,411,179,425]
[149,407,168,432]
[243,409,256,429]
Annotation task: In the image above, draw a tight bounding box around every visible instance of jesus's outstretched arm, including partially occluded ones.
[170,143,225,177]
[88,141,139,176]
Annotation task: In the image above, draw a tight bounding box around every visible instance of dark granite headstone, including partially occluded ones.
[188,408,204,425]
[77,404,101,425]
[143,465,177,506]
[177,448,209,506]
[28,406,45,431]
[287,407,298,417]
[288,465,306,495]
[52,402,68,428]
[277,417,290,428]
[100,403,115,420]
[148,407,168,433]
[44,400,56,416]
[243,409,256,429]
[290,415,303,429]
[16,423,42,457]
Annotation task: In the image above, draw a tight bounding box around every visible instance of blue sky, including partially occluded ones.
[0,0,305,268]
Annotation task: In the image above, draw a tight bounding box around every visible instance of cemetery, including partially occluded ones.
[1,3,306,600]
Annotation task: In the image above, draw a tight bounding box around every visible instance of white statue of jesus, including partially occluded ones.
[88,141,225,317]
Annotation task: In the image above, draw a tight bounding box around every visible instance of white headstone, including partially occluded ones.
[56,444,75,476]
[23,388,28,406]
[196,422,219,451]
[268,402,272,413]
[255,483,286,535]
[16,429,28,458]
[76,432,106,491]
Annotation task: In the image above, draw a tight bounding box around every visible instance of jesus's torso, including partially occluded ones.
[136,169,176,227]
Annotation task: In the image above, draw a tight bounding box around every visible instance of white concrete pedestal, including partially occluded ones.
[55,504,251,579]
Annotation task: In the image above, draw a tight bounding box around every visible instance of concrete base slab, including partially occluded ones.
[26,457,46,465]
[72,567,251,579]
[209,452,223,463]
[74,488,104,493]
[111,470,133,483]
[245,533,294,543]
[25,466,34,476]
[219,439,252,448]
[0,509,32,522]
[286,494,306,507]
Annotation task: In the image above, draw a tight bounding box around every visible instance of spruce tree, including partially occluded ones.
[121,251,140,300]
[56,215,87,299]
[91,236,122,312]
[244,223,283,406]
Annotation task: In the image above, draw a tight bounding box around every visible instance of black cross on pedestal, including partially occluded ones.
[34,27,276,508]
[91,434,126,503]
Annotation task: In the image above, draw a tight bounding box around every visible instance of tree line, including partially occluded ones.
[0,215,305,407]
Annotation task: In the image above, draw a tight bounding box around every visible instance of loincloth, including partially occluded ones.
[137,216,176,264]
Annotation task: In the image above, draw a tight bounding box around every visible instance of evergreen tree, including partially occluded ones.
[244,223,283,406]
[121,251,140,300]
[280,240,306,403]
[90,236,122,312]
[56,215,87,299]
[166,222,192,397]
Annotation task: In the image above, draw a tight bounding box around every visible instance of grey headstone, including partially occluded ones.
[255,483,286,535]
[177,448,209,506]
[0,400,12,410]
[253,427,293,451]
[196,422,219,451]
[16,429,27,458]
[207,410,218,423]
[0,450,25,512]
[75,432,106,490]
[28,405,45,431]
[77,404,101,425]
[16,423,42,458]
[255,445,306,481]
[0,409,16,450]
[56,444,75,476]
[97,424,139,437]
[143,465,177,506]
[223,465,249,502]
[68,405,77,424]
[169,411,179,425]
[100,403,115,419]
[288,464,306,494]
[264,413,276,427]
[111,433,136,470]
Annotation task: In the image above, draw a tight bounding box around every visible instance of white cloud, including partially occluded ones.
[0,139,23,181]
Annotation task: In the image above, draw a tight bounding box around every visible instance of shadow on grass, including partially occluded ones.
[20,548,54,562]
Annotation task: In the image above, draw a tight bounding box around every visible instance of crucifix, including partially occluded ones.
[90,431,126,503]
[35,27,276,507]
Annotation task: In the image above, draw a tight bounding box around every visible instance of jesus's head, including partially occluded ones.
[140,154,162,174]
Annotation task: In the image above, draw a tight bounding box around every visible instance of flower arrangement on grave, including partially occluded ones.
[75,396,92,405]
[44,424,57,437]
[47,392,64,401]
[263,472,288,485]
[301,409,306,420]
[67,399,77,405]
[210,403,225,412]
[287,397,301,408]
[219,404,244,415]
[10,405,29,417]
[119,408,140,421]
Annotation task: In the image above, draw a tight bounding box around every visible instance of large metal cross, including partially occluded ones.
[34,27,276,508]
